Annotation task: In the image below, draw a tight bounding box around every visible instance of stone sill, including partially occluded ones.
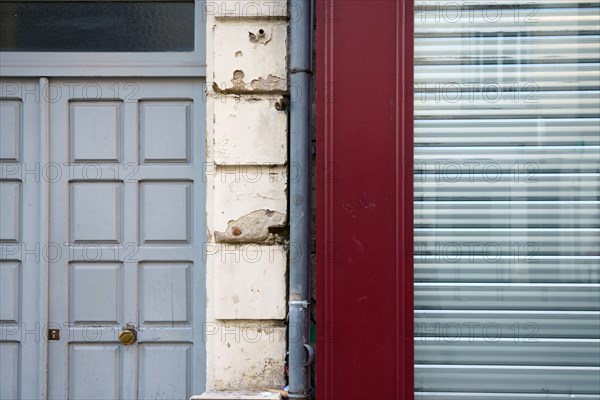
[191,391,282,400]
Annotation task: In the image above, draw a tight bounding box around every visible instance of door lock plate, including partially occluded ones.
[48,329,60,341]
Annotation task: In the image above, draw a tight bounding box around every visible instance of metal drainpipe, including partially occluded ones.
[288,0,313,399]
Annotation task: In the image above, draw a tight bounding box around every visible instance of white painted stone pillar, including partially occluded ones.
[202,1,289,397]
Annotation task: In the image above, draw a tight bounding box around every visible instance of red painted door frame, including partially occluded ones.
[316,1,414,399]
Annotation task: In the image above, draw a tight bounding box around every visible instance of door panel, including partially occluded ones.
[47,78,205,399]
[138,344,191,399]
[68,344,120,399]
[1,79,44,400]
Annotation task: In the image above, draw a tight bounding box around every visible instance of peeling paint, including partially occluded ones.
[215,209,287,244]
[250,75,286,92]
[210,323,286,391]
[248,28,272,45]
[212,79,287,95]
[231,70,246,90]
[240,357,284,388]
[206,10,289,394]
[213,22,287,95]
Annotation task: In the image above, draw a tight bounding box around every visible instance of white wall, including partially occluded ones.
[203,1,289,396]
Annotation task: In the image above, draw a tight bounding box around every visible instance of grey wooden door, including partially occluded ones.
[46,78,205,399]
[1,79,45,400]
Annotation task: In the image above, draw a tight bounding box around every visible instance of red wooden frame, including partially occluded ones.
[316,1,414,398]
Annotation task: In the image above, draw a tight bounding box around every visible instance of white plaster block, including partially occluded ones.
[208,322,286,391]
[212,166,287,234]
[213,23,288,92]
[213,245,286,319]
[208,0,288,18]
[214,96,287,165]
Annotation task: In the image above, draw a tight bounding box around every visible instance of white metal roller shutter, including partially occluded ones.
[414,1,600,398]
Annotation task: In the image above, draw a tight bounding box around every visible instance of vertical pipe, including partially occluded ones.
[288,0,313,398]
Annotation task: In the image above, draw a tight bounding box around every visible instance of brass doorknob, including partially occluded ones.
[118,324,137,345]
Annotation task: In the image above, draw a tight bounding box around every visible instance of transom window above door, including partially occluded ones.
[0,0,206,76]
[1,1,195,52]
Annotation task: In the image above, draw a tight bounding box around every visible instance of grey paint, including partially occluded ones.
[0,78,45,399]
[48,79,206,399]
[288,0,313,398]
[0,78,206,399]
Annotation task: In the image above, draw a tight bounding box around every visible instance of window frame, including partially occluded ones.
[0,0,206,77]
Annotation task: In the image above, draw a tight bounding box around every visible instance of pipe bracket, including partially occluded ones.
[304,344,315,367]
[289,300,310,309]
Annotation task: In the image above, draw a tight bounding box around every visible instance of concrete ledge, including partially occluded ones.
[192,391,282,400]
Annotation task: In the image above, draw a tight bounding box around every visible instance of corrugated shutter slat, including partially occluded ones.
[414,1,600,397]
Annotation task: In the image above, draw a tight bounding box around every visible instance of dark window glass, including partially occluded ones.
[0,1,194,52]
